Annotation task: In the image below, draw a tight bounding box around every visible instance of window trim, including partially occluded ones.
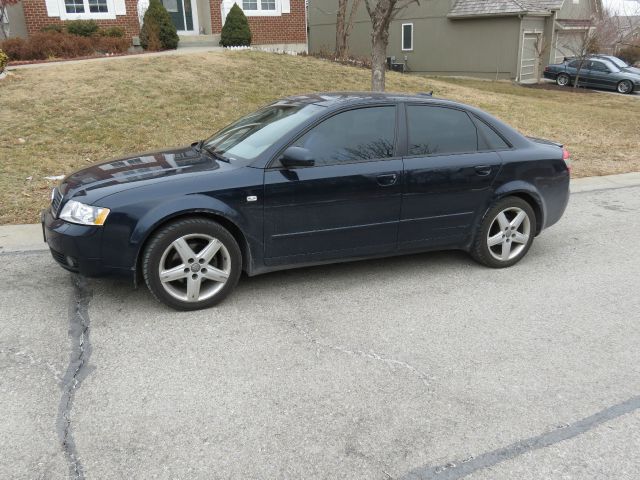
[58,0,116,19]
[239,0,281,16]
[267,104,400,169]
[401,23,413,52]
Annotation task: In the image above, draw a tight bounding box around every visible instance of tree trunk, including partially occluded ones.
[335,0,348,59]
[370,8,390,92]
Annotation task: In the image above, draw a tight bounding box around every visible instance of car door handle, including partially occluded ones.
[474,165,492,176]
[376,173,398,186]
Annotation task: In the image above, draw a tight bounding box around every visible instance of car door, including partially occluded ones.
[263,105,402,264]
[587,60,617,89]
[399,104,505,249]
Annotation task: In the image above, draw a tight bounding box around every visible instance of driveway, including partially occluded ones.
[1,185,639,480]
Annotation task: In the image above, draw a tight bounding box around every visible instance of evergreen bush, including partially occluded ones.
[220,3,252,47]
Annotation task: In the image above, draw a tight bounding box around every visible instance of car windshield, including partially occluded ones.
[202,103,324,162]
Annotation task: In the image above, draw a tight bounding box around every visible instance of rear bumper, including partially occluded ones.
[542,71,557,80]
[41,208,108,276]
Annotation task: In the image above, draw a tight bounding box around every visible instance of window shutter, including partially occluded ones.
[114,0,127,15]
[45,0,60,17]
[281,0,290,13]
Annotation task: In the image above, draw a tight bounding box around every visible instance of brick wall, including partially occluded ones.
[210,0,307,45]
[22,0,141,38]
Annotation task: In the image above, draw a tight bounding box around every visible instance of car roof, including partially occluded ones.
[278,92,466,108]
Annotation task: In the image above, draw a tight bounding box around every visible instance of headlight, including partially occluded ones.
[59,200,110,226]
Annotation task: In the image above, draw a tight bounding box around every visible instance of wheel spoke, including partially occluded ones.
[488,232,504,247]
[160,264,188,283]
[202,267,229,283]
[510,211,527,229]
[198,238,222,264]
[186,275,202,301]
[501,240,512,260]
[512,232,529,244]
[172,237,196,263]
[496,212,509,230]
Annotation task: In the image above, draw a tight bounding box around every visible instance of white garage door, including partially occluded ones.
[555,32,582,63]
[520,33,539,83]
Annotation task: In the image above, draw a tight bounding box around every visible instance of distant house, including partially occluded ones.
[3,0,307,51]
[308,0,602,82]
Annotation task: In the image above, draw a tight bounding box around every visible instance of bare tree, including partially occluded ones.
[364,0,419,91]
[533,34,549,83]
[557,18,602,89]
[0,0,20,39]
[335,0,362,60]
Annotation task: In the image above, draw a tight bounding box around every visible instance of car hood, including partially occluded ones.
[59,145,227,199]
[622,66,640,76]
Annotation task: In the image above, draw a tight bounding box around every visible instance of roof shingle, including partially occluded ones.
[448,0,564,18]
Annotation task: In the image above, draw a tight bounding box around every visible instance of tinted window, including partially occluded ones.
[407,106,477,156]
[568,60,584,69]
[291,107,396,166]
[475,119,509,150]
[589,61,609,72]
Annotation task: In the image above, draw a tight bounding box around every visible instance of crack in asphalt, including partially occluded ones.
[56,274,93,480]
[290,321,431,387]
[401,395,640,480]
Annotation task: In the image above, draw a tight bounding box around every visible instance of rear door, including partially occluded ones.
[587,60,618,89]
[263,105,403,264]
[399,104,506,249]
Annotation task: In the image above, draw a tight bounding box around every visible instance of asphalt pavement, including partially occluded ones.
[1,184,639,480]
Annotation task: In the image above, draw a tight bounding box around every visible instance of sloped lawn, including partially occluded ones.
[1,51,638,224]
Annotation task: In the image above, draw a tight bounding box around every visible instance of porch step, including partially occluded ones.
[178,34,221,48]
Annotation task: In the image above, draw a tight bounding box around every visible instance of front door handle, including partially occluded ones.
[474,165,492,176]
[376,173,398,187]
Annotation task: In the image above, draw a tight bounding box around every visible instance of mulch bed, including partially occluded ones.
[520,82,597,94]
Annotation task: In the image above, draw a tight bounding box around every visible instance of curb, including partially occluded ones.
[1,172,639,254]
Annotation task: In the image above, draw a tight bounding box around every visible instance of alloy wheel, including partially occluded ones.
[557,74,569,86]
[158,233,231,302]
[486,207,531,261]
[617,80,632,94]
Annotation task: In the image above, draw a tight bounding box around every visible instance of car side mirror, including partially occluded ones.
[280,147,315,168]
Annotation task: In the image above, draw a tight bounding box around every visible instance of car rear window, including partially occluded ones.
[406,105,478,156]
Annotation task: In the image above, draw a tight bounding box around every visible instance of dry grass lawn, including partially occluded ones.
[1,51,639,224]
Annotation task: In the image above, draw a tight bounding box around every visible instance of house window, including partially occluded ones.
[261,0,276,10]
[240,0,279,14]
[65,0,85,13]
[242,0,257,9]
[402,23,413,51]
[89,0,108,12]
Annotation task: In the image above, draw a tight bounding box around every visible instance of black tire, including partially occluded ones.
[556,73,570,87]
[470,196,536,268]
[142,217,242,311]
[617,80,633,94]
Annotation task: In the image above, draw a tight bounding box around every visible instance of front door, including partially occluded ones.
[399,104,505,249]
[263,106,403,264]
[162,0,193,31]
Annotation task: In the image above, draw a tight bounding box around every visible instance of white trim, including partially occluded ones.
[401,23,413,51]
[57,0,118,19]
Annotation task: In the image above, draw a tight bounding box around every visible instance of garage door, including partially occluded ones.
[520,33,539,83]
[554,32,582,63]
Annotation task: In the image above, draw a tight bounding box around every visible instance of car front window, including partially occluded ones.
[203,103,324,162]
[607,56,629,68]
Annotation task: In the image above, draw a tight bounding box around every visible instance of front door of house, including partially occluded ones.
[162,0,193,31]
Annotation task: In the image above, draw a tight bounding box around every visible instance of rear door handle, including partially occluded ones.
[376,173,398,186]
[474,165,492,176]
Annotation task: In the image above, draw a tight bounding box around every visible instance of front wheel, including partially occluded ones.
[617,80,633,94]
[556,73,570,87]
[142,218,242,310]
[470,197,536,268]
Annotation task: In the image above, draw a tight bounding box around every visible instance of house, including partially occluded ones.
[2,0,307,51]
[307,0,602,82]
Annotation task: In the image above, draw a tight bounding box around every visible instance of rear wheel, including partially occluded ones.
[471,197,536,268]
[556,73,570,87]
[617,80,633,94]
[142,218,242,310]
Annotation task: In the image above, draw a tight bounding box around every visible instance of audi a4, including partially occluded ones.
[43,93,570,310]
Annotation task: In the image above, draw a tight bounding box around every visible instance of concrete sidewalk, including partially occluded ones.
[1,171,639,254]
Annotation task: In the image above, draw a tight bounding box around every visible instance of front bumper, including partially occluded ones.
[41,208,107,276]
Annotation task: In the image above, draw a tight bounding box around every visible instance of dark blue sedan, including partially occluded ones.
[543,57,640,94]
[43,93,570,310]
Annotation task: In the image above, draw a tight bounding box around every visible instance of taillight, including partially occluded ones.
[544,66,550,72]
[562,147,572,174]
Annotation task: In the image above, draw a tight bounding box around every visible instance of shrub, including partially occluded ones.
[95,36,130,54]
[99,26,125,37]
[66,19,99,37]
[220,3,251,47]
[0,37,25,61]
[140,0,178,50]
[41,24,64,33]
[0,49,8,73]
